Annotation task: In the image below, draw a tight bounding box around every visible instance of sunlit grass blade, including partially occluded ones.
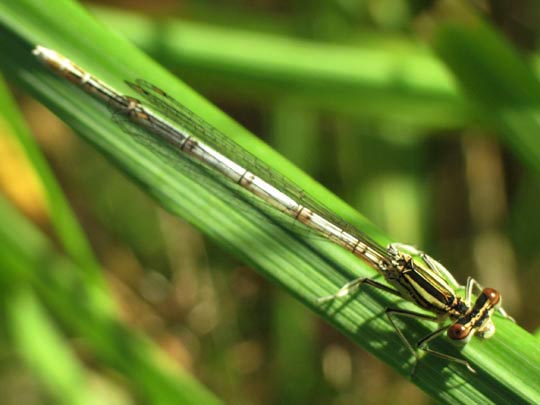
[6,289,98,405]
[1,0,539,403]
[0,195,222,405]
[90,5,471,129]
[0,75,113,315]
[435,21,540,173]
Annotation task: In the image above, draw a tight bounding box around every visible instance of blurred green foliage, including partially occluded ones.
[1,0,540,404]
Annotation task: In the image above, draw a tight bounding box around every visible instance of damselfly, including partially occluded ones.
[33,45,514,375]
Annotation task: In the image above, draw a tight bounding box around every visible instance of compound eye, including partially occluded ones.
[483,288,500,306]
[448,324,470,341]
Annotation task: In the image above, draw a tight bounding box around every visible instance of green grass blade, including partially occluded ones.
[0,77,98,274]
[1,1,539,403]
[0,75,113,315]
[0,195,222,405]
[6,289,97,405]
[90,5,470,129]
[434,21,540,173]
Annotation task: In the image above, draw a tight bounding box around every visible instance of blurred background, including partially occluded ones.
[2,0,540,404]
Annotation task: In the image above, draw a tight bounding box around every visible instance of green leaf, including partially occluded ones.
[0,195,221,405]
[1,1,539,403]
[7,289,96,405]
[0,74,113,316]
[435,21,540,173]
[90,5,471,129]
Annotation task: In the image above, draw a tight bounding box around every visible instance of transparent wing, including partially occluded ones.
[124,79,390,259]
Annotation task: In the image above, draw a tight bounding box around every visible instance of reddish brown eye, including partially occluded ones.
[448,324,470,340]
[483,288,500,305]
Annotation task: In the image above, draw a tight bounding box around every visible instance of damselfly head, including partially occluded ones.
[447,322,474,344]
[475,288,501,339]
[448,287,501,344]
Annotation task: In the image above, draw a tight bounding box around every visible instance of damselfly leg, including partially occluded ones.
[384,307,474,374]
[316,277,402,303]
